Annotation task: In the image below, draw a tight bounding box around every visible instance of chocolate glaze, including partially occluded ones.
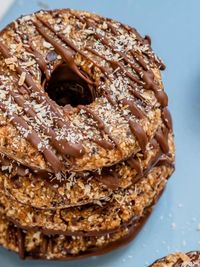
[162,107,173,130]
[127,157,142,174]
[122,99,145,119]
[28,42,50,80]
[129,120,148,153]
[77,105,120,150]
[155,127,169,154]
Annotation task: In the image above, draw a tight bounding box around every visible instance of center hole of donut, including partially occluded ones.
[45,63,94,107]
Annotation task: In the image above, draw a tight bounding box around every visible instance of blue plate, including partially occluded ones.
[0,0,200,266]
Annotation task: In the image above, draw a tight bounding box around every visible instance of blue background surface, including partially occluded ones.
[0,0,200,266]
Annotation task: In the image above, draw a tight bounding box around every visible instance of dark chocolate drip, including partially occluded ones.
[33,19,93,85]
[155,156,174,168]
[95,169,120,190]
[130,50,148,71]
[86,48,147,107]
[0,40,85,163]
[0,101,63,172]
[122,99,145,119]
[9,90,84,158]
[121,24,165,70]
[85,16,168,108]
[78,105,120,150]
[74,15,167,108]
[129,120,148,153]
[36,14,152,153]
[92,138,115,150]
[155,127,169,154]
[0,153,28,177]
[86,50,149,150]
[36,16,110,81]
[127,157,142,174]
[162,107,173,130]
[32,18,123,152]
[28,42,50,80]
[144,35,151,46]
[106,21,118,35]
[17,228,25,259]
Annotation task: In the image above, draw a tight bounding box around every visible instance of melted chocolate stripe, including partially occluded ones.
[37,14,152,154]
[0,40,85,162]
[33,19,93,86]
[0,100,62,172]
[74,15,167,108]
[78,105,120,150]
[127,157,142,174]
[162,107,173,130]
[9,90,84,157]
[28,42,50,80]
[129,120,148,153]
[120,23,165,70]
[85,48,147,106]
[36,16,110,80]
[155,127,169,154]
[34,17,123,152]
[121,99,145,119]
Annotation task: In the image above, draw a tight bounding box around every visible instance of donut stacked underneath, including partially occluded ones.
[0,9,175,260]
[150,252,200,267]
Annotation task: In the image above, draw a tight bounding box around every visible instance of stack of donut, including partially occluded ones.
[0,9,175,260]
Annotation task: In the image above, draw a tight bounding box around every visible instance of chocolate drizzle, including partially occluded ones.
[129,120,148,153]
[0,41,85,171]
[0,9,172,173]
[28,42,50,80]
[17,228,25,259]
[33,20,93,85]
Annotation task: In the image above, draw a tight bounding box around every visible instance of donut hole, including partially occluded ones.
[45,63,94,107]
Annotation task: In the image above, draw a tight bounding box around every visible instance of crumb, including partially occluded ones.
[171,222,176,230]
[178,203,183,208]
[37,1,49,9]
[182,240,186,246]
[196,224,200,231]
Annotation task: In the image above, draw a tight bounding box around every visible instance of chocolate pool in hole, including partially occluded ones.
[45,63,95,107]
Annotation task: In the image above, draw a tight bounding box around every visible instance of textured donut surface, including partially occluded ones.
[0,9,169,173]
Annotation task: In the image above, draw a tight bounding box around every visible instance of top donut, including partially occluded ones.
[0,9,170,173]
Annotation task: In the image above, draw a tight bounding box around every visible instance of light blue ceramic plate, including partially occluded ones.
[0,0,200,266]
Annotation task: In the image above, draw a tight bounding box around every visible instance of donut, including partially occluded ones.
[1,164,172,235]
[0,209,151,260]
[150,252,200,266]
[0,9,168,173]
[0,8,175,260]
[2,131,174,209]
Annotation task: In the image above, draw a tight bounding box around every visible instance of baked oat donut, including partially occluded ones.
[2,130,174,209]
[0,164,173,235]
[0,9,168,173]
[0,210,151,260]
[0,8,175,261]
[150,252,200,266]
